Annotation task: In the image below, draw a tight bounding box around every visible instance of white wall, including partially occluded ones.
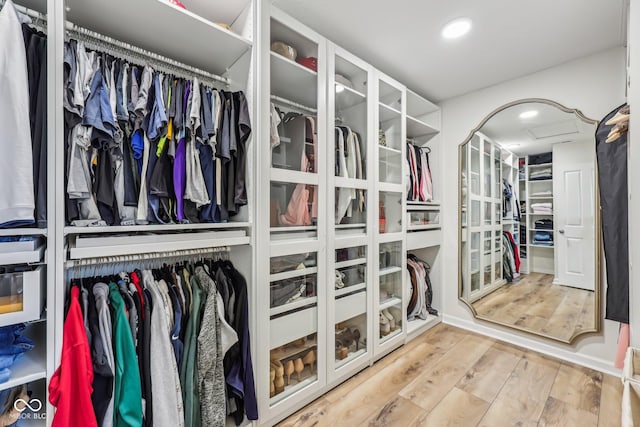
[440,47,627,374]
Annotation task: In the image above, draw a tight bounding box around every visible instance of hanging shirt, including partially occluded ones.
[49,286,98,427]
[0,0,34,226]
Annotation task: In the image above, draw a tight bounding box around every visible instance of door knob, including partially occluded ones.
[558,229,565,234]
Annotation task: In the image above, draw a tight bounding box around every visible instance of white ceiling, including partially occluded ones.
[479,102,597,156]
[274,0,627,101]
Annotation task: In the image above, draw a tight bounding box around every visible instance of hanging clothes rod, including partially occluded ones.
[3,1,231,86]
[271,95,317,114]
[66,245,231,268]
[66,22,231,86]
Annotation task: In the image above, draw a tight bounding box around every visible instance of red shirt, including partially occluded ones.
[49,286,98,427]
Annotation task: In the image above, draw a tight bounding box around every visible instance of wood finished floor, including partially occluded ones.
[472,273,596,341]
[278,324,622,427]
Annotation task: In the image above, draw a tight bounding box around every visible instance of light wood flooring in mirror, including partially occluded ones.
[278,324,621,427]
[472,273,596,341]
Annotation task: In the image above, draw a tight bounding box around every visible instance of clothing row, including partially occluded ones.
[49,259,257,427]
[273,116,318,227]
[530,202,552,214]
[502,231,520,282]
[335,126,365,223]
[63,39,251,227]
[0,0,47,228]
[0,323,34,385]
[502,180,520,221]
[406,144,433,202]
[406,254,438,321]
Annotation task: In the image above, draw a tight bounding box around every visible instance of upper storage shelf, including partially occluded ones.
[65,0,253,76]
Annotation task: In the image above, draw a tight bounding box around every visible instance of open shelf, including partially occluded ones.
[530,244,555,248]
[335,83,366,110]
[270,297,318,317]
[407,314,441,336]
[0,228,47,237]
[66,0,252,76]
[379,296,402,310]
[0,336,47,391]
[64,222,250,235]
[406,115,439,139]
[271,52,318,108]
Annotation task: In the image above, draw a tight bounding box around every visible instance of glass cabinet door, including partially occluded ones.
[378,241,404,342]
[378,80,403,185]
[269,251,320,404]
[333,244,368,370]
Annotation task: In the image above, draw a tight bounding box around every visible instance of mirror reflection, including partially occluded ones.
[459,100,600,343]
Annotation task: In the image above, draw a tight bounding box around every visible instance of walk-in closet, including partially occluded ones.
[0,0,636,425]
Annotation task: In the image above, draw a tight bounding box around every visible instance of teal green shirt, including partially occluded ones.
[109,282,143,427]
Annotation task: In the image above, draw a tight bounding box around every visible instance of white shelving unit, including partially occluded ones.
[525,155,556,275]
[404,90,443,340]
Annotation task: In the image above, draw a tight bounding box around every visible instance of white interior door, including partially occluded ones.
[553,140,595,290]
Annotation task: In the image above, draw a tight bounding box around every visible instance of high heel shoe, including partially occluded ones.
[382,309,396,330]
[270,360,285,394]
[380,313,390,336]
[302,350,316,371]
[294,358,305,381]
[352,329,361,350]
[284,360,295,385]
[270,368,275,397]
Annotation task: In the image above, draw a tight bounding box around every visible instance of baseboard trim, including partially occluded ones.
[442,314,622,377]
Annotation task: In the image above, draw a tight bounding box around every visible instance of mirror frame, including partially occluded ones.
[457,98,602,344]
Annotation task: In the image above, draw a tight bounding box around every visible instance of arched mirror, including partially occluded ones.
[458,99,601,344]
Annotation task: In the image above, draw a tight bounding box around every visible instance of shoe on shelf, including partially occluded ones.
[303,349,316,371]
[380,313,391,336]
[382,309,396,330]
[270,360,285,394]
[294,358,305,381]
[284,360,295,386]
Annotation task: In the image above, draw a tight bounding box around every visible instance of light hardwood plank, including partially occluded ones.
[277,398,330,427]
[477,350,560,426]
[539,396,598,427]
[412,387,489,427]
[279,326,620,427]
[317,341,449,425]
[550,363,603,415]
[456,341,524,403]
[362,396,425,427]
[598,374,623,427]
[399,334,494,412]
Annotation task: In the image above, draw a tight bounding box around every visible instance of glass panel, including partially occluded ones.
[269,332,318,403]
[408,210,440,228]
[471,272,480,292]
[335,314,366,366]
[271,253,317,275]
[270,183,318,238]
[272,115,317,172]
[379,191,402,233]
[378,117,402,184]
[483,252,492,286]
[335,246,367,293]
[494,202,501,225]
[494,255,502,281]
[335,188,367,234]
[484,152,491,197]
[379,80,402,110]
[335,126,366,180]
[471,201,480,227]
[0,273,24,315]
[484,202,492,225]
[484,231,491,254]
[470,232,480,273]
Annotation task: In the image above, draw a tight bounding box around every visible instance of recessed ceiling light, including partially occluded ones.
[335,84,345,93]
[519,110,539,119]
[442,18,472,40]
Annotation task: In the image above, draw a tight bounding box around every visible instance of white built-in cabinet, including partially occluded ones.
[257,7,443,425]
